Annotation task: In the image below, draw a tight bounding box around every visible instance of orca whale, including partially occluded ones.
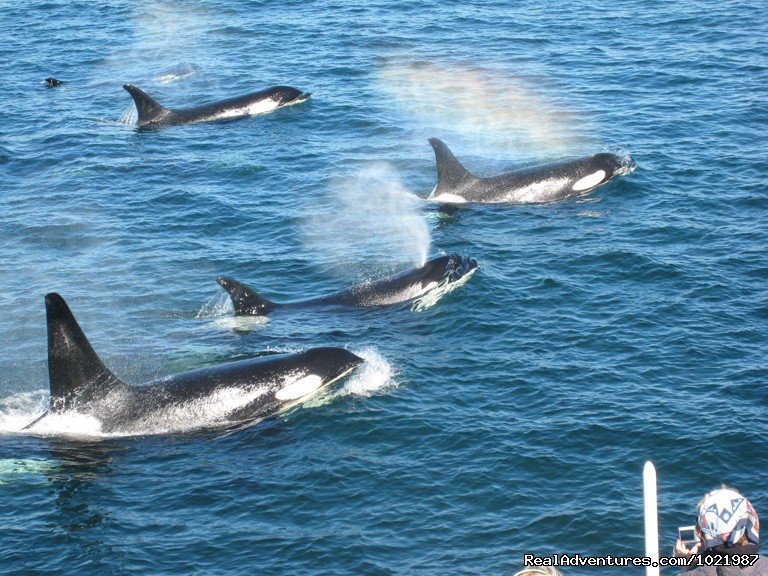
[44,77,63,87]
[22,294,362,435]
[217,254,478,316]
[428,138,631,204]
[122,84,311,127]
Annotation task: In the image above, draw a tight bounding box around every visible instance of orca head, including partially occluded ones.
[594,152,630,178]
[301,347,364,379]
[570,152,632,193]
[421,254,478,286]
[270,86,311,105]
[270,347,362,404]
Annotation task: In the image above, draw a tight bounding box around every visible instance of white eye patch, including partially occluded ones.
[572,170,606,192]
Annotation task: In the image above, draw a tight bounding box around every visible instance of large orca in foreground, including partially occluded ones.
[218,254,478,316]
[428,138,632,204]
[23,294,362,435]
[122,84,311,127]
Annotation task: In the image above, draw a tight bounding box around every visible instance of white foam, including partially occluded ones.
[341,348,397,397]
[430,193,467,204]
[209,316,269,332]
[0,390,48,434]
[25,412,105,439]
[1,390,107,439]
[572,170,606,192]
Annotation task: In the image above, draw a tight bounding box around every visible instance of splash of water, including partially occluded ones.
[196,291,234,318]
[303,347,397,409]
[0,390,47,434]
[117,103,138,125]
[303,163,431,280]
[196,291,269,332]
[341,347,397,397]
[25,412,104,439]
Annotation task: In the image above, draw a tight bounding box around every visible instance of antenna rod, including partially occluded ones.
[644,461,660,576]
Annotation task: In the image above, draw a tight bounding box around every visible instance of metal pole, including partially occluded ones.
[644,461,660,576]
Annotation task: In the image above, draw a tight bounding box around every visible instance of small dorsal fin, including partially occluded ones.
[217,277,279,316]
[428,137,479,196]
[44,293,125,413]
[122,84,174,126]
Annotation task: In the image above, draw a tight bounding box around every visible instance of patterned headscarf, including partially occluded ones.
[697,488,760,549]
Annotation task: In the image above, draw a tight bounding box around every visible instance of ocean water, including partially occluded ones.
[1,1,766,574]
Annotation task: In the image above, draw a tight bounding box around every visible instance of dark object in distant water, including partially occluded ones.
[428,137,632,204]
[44,77,63,87]
[122,84,311,127]
[22,293,362,435]
[217,254,478,316]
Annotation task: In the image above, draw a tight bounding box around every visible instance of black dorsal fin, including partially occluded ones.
[45,293,125,412]
[122,84,174,126]
[428,137,479,196]
[217,277,279,316]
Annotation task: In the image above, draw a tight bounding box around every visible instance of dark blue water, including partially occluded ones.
[1,1,766,574]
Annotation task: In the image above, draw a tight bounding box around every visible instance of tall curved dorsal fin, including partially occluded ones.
[122,84,174,126]
[217,277,279,316]
[428,137,479,197]
[44,293,126,412]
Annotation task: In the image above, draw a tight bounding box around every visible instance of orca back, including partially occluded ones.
[44,293,126,413]
[428,137,480,198]
[217,277,280,315]
[123,84,175,126]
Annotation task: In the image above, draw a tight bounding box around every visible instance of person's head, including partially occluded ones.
[694,486,759,550]
[513,568,563,576]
